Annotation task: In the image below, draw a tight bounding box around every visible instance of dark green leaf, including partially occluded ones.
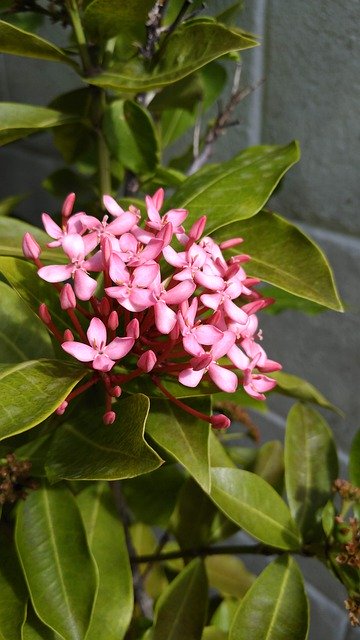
[211,598,239,633]
[0,258,69,333]
[272,371,341,413]
[0,20,77,66]
[22,602,62,639]
[15,484,98,640]
[0,359,85,441]
[146,398,211,492]
[171,478,218,549]
[103,100,158,175]
[77,483,133,640]
[153,559,208,640]
[45,394,163,481]
[83,0,153,41]
[229,556,309,640]
[215,210,343,311]
[151,74,204,113]
[202,628,227,640]
[87,22,256,92]
[210,467,301,550]
[0,527,27,639]
[0,103,78,146]
[122,464,184,526]
[285,403,339,543]
[252,440,284,494]
[43,168,95,201]
[349,430,360,488]
[166,143,300,232]
[0,193,28,216]
[0,281,53,362]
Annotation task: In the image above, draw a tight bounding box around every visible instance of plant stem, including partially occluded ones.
[131,543,285,564]
[65,0,92,75]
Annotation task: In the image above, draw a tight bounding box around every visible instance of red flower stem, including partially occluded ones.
[111,369,144,384]
[66,308,87,342]
[66,374,99,402]
[151,377,211,424]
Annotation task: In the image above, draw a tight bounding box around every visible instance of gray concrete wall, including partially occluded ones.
[1,2,359,637]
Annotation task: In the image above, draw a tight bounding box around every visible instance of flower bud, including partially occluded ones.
[56,401,68,415]
[108,310,119,331]
[126,318,140,339]
[62,193,76,218]
[63,329,74,342]
[189,215,207,241]
[103,411,116,425]
[220,237,243,250]
[60,284,76,310]
[138,350,157,372]
[110,385,121,398]
[22,233,41,259]
[210,414,231,430]
[39,303,51,325]
[99,297,111,317]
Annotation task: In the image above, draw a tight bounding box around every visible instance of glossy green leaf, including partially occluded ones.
[0,219,63,261]
[321,500,336,538]
[209,431,237,469]
[252,440,284,493]
[0,258,69,332]
[229,556,309,640]
[0,103,78,146]
[210,468,301,550]
[153,559,208,640]
[349,429,360,488]
[171,478,218,549]
[0,528,27,640]
[271,371,342,412]
[146,398,211,492]
[0,281,53,362]
[103,100,158,175]
[166,143,300,232]
[77,483,133,640]
[83,0,153,41]
[0,359,85,441]
[46,394,163,481]
[205,555,255,598]
[151,74,204,113]
[122,464,184,526]
[211,598,239,633]
[124,374,216,399]
[215,210,343,311]
[285,403,339,543]
[15,484,98,640]
[0,20,77,66]
[261,284,325,315]
[22,603,62,639]
[88,22,256,92]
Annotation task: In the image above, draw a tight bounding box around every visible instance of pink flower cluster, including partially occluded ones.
[23,190,280,427]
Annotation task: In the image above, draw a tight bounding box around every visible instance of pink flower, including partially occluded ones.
[62,317,134,372]
[179,331,238,392]
[106,254,159,312]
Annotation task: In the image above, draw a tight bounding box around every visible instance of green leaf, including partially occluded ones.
[87,22,257,92]
[252,440,284,494]
[0,258,69,333]
[0,528,27,640]
[321,500,336,538]
[271,371,341,413]
[45,394,163,482]
[77,483,133,640]
[103,100,158,175]
[0,359,85,441]
[229,556,309,640]
[0,20,77,66]
[211,598,239,633]
[210,468,301,550]
[0,219,63,261]
[15,484,98,640]
[83,0,153,41]
[202,628,227,640]
[0,281,53,362]
[0,103,78,146]
[0,193,28,216]
[171,478,218,549]
[215,210,343,311]
[349,430,360,488]
[166,143,300,232]
[209,431,236,469]
[22,603,62,640]
[285,403,339,543]
[151,74,204,113]
[205,555,255,598]
[260,284,325,315]
[122,464,184,526]
[146,398,211,492]
[153,559,208,640]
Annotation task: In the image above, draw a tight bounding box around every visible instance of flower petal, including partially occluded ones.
[178,367,205,388]
[104,337,134,360]
[61,341,96,362]
[38,264,73,283]
[209,363,238,393]
[87,317,107,348]
[73,270,98,300]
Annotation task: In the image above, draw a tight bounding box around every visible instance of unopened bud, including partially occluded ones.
[126,318,140,339]
[138,350,157,372]
[108,310,119,331]
[220,237,243,250]
[189,215,207,241]
[60,284,76,310]
[22,233,41,259]
[62,193,76,218]
[103,410,116,425]
[110,385,121,398]
[99,296,111,317]
[63,329,74,342]
[210,414,231,430]
[101,236,112,264]
[157,221,173,247]
[39,303,51,325]
[103,195,125,217]
[56,400,68,415]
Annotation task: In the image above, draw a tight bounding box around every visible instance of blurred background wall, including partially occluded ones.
[0,1,359,637]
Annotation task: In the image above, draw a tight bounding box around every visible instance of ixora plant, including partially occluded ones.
[0,1,359,639]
